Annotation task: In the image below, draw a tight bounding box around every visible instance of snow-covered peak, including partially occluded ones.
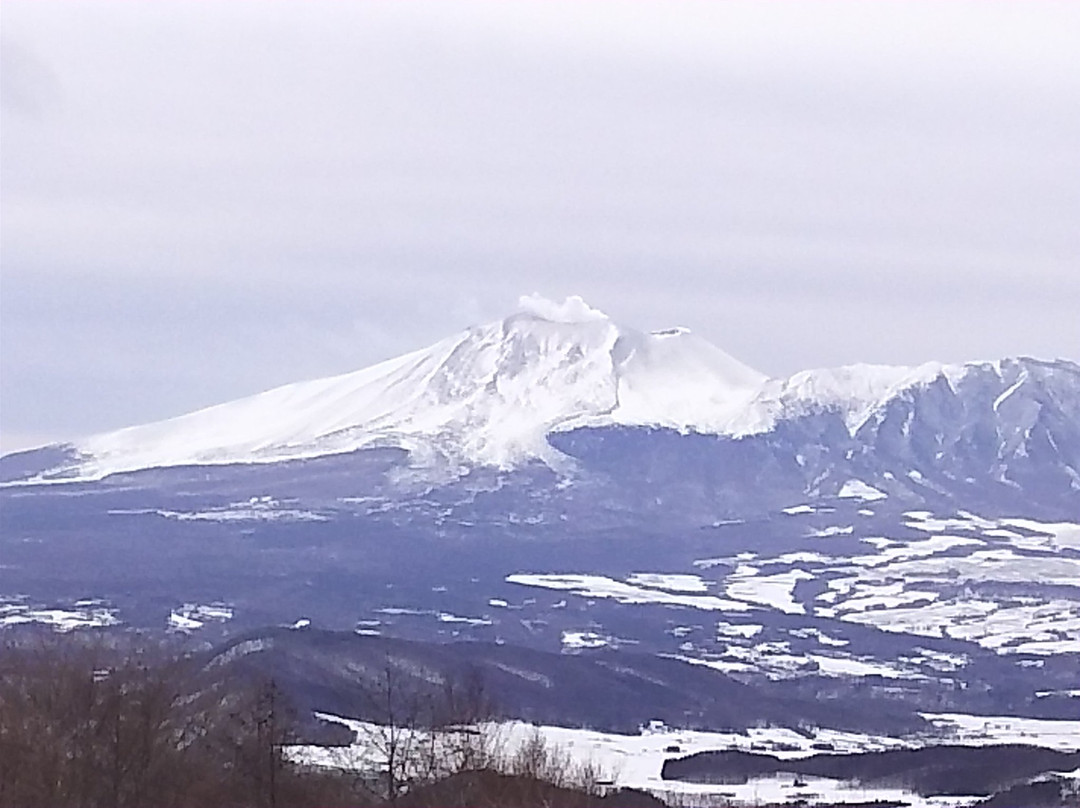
[18,297,764,481]
[753,361,954,434]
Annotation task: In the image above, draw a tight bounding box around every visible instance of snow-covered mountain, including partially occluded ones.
[3,296,1080,500]
[3,298,1078,734]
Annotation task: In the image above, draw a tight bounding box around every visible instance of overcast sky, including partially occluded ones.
[2,1,1078,452]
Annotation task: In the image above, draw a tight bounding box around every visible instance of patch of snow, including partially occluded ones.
[1002,518,1080,550]
[908,648,969,671]
[861,536,897,548]
[625,573,708,593]
[838,600,1000,640]
[716,621,764,639]
[788,627,850,647]
[849,534,984,567]
[725,569,814,614]
[881,550,1080,587]
[166,602,236,633]
[904,511,998,534]
[766,551,833,565]
[838,479,887,501]
[168,611,202,631]
[920,713,1080,751]
[807,525,854,538]
[808,654,923,680]
[0,599,120,632]
[437,612,492,626]
[507,573,751,612]
[829,578,941,613]
[992,374,1027,411]
[35,609,117,631]
[666,653,757,674]
[561,630,611,650]
[691,556,730,569]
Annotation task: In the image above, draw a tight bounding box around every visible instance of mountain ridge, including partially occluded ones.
[3,297,1079,493]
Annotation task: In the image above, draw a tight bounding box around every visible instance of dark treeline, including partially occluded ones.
[661,745,1080,798]
[0,635,657,808]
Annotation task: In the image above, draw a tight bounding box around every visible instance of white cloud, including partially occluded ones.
[517,295,608,324]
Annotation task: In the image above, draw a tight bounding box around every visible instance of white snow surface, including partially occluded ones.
[12,296,990,482]
[167,602,233,633]
[507,573,751,612]
[838,479,888,501]
[289,711,1080,806]
[624,572,709,593]
[561,630,612,650]
[725,568,814,614]
[0,603,120,632]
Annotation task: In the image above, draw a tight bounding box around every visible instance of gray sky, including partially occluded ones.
[2,1,1079,452]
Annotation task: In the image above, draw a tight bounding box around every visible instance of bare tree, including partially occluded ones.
[1,634,615,808]
[0,636,197,807]
[0,635,325,808]
[329,656,504,805]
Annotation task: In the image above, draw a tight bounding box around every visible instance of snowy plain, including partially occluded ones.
[288,711,1080,807]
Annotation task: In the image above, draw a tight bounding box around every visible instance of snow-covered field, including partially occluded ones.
[510,508,1080,673]
[809,512,1080,655]
[0,597,119,631]
[167,602,234,632]
[289,711,1080,806]
[506,573,751,612]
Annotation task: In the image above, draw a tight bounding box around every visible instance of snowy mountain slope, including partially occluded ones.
[3,296,1079,491]
[2,296,764,481]
[850,357,1080,499]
